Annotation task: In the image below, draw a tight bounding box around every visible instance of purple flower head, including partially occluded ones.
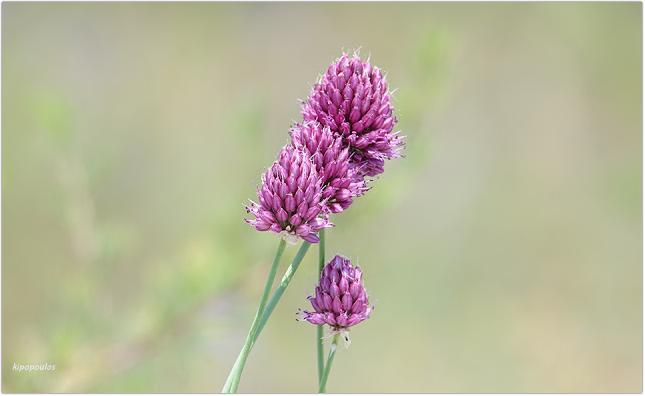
[246,145,332,244]
[290,121,368,213]
[302,52,404,177]
[301,255,372,331]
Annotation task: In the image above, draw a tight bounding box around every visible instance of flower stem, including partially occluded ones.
[316,229,326,383]
[224,241,311,392]
[255,241,311,335]
[318,333,340,393]
[222,239,287,393]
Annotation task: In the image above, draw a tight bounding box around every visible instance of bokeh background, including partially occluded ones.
[2,2,642,393]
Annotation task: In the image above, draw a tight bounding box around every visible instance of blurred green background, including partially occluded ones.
[2,2,642,393]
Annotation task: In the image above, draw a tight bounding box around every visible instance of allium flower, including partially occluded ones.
[301,255,372,338]
[246,145,331,244]
[290,121,367,213]
[302,52,404,177]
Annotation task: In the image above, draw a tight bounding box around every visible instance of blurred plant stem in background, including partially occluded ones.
[223,241,311,393]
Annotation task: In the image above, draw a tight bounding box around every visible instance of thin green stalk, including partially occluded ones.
[316,229,326,383]
[222,239,287,393]
[255,241,311,334]
[318,333,340,393]
[256,240,287,329]
[224,240,312,393]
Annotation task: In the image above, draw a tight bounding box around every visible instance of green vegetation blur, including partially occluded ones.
[2,2,641,393]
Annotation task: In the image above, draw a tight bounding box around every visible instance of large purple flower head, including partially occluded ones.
[302,52,404,177]
[301,255,372,340]
[290,121,368,213]
[246,145,332,244]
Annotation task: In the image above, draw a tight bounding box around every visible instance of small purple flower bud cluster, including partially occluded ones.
[302,52,404,177]
[246,51,402,243]
[246,146,329,244]
[301,255,372,330]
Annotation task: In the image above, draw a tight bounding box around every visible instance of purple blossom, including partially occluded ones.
[301,255,372,330]
[246,145,332,244]
[302,52,404,177]
[290,121,367,213]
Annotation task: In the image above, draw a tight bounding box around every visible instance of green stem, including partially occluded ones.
[318,333,340,393]
[255,241,311,335]
[256,240,287,329]
[222,239,287,393]
[316,229,326,383]
[224,241,311,392]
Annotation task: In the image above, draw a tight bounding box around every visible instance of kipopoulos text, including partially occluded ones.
[12,362,56,372]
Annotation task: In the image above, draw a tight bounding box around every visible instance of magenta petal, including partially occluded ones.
[347,314,363,327]
[329,284,340,299]
[276,208,288,223]
[302,233,320,244]
[289,214,303,227]
[342,293,353,311]
[285,195,296,212]
[254,220,271,231]
[322,294,333,311]
[309,296,321,312]
[295,224,311,236]
[339,277,349,293]
[349,282,361,299]
[270,223,282,233]
[332,297,343,314]
[305,313,326,325]
[351,299,366,315]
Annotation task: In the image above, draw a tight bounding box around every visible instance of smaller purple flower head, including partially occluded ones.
[302,52,404,177]
[290,121,368,213]
[245,145,332,244]
[301,255,372,334]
